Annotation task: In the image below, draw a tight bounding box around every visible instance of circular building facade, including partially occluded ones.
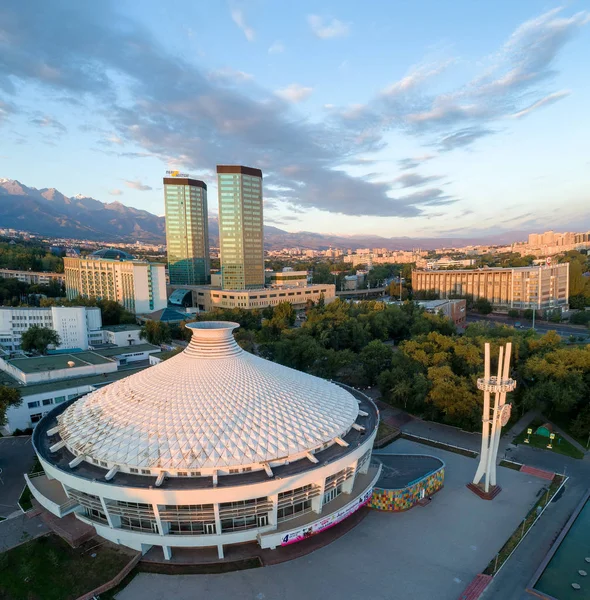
[29,322,380,559]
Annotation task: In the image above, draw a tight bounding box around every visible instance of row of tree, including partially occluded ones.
[0,240,64,273]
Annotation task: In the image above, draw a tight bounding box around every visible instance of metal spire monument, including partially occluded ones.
[467,342,516,500]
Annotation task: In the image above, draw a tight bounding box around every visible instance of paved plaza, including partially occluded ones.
[116,439,546,600]
[0,435,36,519]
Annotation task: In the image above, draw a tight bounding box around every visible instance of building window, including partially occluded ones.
[30,413,42,423]
[141,469,151,475]
[323,485,342,505]
[27,401,40,409]
[42,399,53,406]
[54,396,66,404]
[130,468,138,473]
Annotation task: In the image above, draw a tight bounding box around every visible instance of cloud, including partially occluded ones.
[330,8,588,149]
[393,172,442,188]
[29,114,67,133]
[510,90,570,119]
[108,188,123,196]
[268,41,284,54]
[0,98,16,123]
[231,7,255,42]
[275,83,313,103]
[0,3,586,219]
[438,128,494,151]
[397,155,435,170]
[209,67,253,83]
[124,179,152,191]
[308,15,350,39]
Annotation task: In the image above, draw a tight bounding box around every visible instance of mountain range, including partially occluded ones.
[0,179,526,250]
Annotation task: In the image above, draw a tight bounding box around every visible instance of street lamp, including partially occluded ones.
[524,428,532,444]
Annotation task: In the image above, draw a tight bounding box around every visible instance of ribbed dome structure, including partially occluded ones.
[57,322,359,475]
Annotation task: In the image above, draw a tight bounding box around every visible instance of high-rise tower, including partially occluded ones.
[163,176,210,286]
[217,165,264,290]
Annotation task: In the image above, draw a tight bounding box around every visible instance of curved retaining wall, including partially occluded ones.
[369,463,445,512]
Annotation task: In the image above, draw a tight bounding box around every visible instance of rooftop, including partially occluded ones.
[102,324,141,333]
[373,454,444,489]
[6,352,114,373]
[52,321,363,474]
[34,385,377,491]
[92,344,161,357]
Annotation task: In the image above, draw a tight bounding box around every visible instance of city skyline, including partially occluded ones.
[1,1,589,239]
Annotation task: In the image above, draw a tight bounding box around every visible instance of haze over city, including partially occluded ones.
[1,0,589,239]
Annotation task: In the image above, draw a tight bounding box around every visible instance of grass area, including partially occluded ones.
[549,413,589,450]
[499,459,523,471]
[400,432,478,458]
[483,474,565,576]
[18,455,45,512]
[513,419,584,459]
[0,535,132,600]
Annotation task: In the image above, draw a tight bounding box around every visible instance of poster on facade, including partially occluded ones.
[280,489,373,546]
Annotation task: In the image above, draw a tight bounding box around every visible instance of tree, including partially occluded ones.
[0,385,22,427]
[473,297,493,314]
[359,340,394,385]
[20,325,60,354]
[140,321,171,345]
[98,299,136,326]
[508,309,519,319]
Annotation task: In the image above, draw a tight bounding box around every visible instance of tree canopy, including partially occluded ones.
[0,386,22,428]
[20,325,60,354]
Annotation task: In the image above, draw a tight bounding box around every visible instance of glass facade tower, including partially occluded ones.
[163,177,210,286]
[217,165,264,290]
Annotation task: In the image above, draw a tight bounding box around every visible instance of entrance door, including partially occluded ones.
[419,488,425,500]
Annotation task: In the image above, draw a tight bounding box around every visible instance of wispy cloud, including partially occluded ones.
[392,172,443,188]
[231,7,255,42]
[275,83,313,103]
[108,189,123,196]
[510,90,570,119]
[308,15,350,39]
[124,179,152,191]
[268,40,284,54]
[209,67,254,83]
[29,114,66,133]
[397,155,435,170]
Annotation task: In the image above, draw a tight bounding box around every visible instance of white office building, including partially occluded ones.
[28,322,379,560]
[0,306,103,352]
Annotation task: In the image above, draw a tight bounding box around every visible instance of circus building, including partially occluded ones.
[27,322,380,560]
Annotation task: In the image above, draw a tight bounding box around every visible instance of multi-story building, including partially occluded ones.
[163,176,210,286]
[268,270,309,287]
[0,306,103,351]
[412,264,569,311]
[0,269,65,286]
[64,251,167,314]
[417,299,467,327]
[217,165,264,290]
[189,283,336,312]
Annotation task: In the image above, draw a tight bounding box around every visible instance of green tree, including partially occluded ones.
[473,297,493,314]
[508,309,519,319]
[140,321,171,345]
[98,299,136,326]
[0,386,22,428]
[20,325,60,354]
[359,340,394,385]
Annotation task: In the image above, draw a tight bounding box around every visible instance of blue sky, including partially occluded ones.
[1,0,589,238]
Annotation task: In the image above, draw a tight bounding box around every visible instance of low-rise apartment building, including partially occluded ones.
[412,264,569,311]
[0,268,65,285]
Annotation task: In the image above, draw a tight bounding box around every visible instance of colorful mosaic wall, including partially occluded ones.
[369,467,445,511]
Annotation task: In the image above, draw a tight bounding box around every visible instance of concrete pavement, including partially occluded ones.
[0,513,49,552]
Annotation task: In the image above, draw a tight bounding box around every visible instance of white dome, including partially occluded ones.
[57,322,359,474]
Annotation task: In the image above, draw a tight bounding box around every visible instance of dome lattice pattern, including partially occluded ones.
[57,322,359,472]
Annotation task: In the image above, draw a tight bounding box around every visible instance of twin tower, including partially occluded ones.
[163,165,264,291]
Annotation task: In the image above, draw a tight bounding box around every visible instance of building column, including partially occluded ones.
[217,544,224,559]
[99,495,116,529]
[213,503,222,535]
[268,494,278,527]
[152,503,166,535]
[313,477,326,514]
[162,545,172,561]
[342,470,355,495]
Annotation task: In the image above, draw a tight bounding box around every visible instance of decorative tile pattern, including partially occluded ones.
[57,322,359,471]
[369,467,445,511]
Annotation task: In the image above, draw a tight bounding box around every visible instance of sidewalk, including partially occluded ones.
[0,513,48,552]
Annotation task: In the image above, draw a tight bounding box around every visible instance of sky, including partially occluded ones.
[1,0,589,239]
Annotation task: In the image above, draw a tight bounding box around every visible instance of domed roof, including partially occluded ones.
[57,322,359,475]
[90,248,135,260]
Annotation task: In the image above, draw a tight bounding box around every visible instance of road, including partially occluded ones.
[465,312,590,339]
[0,436,36,518]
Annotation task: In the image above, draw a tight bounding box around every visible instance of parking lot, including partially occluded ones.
[0,436,36,518]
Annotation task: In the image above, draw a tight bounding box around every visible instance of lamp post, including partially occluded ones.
[525,428,532,444]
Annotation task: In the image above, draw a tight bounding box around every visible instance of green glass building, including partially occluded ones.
[217,165,264,290]
[163,177,211,286]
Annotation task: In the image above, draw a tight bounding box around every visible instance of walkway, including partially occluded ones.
[0,513,48,552]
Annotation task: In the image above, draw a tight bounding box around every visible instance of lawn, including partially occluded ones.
[0,535,132,600]
[513,419,584,459]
